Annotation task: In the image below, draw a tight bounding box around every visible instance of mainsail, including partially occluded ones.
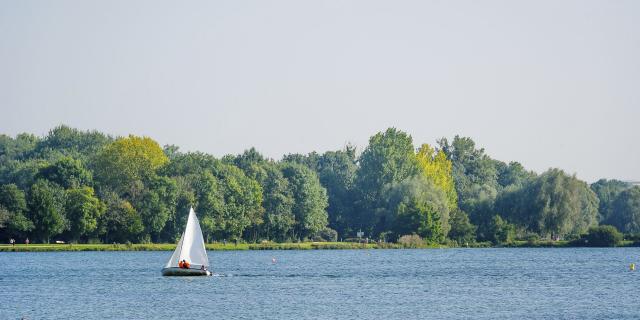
[164,207,209,269]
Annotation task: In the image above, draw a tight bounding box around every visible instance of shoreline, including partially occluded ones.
[1,242,383,252]
[0,240,636,252]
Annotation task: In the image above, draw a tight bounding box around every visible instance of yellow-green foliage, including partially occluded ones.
[94,135,168,189]
[415,144,457,210]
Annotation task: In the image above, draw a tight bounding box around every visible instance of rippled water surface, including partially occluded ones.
[1,248,639,319]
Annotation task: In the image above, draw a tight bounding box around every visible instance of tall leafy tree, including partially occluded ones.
[28,179,66,243]
[355,128,419,232]
[496,161,536,189]
[0,159,51,190]
[37,156,92,189]
[0,184,28,215]
[314,147,358,237]
[281,163,329,239]
[213,163,264,241]
[591,179,631,222]
[607,186,640,233]
[136,176,178,242]
[0,133,39,161]
[380,175,450,242]
[33,125,111,160]
[448,208,476,244]
[192,171,225,241]
[0,184,33,239]
[261,166,295,241]
[161,175,197,242]
[100,192,144,243]
[487,215,515,244]
[162,152,218,177]
[65,187,106,241]
[223,148,270,186]
[438,136,498,227]
[498,169,598,238]
[281,152,321,170]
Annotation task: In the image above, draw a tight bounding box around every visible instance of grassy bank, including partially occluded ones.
[0,242,386,252]
[1,240,635,252]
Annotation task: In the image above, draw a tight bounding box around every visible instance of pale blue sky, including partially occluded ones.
[1,0,638,182]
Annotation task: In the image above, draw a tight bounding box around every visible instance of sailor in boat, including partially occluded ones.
[179,259,190,269]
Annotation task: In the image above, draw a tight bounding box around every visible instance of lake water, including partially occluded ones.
[1,248,639,319]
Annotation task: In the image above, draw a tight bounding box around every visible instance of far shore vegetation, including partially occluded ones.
[1,126,640,250]
[1,235,638,252]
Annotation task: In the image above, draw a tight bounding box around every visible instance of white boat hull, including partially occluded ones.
[162,267,211,277]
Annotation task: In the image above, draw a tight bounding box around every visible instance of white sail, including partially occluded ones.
[165,233,184,268]
[164,207,209,269]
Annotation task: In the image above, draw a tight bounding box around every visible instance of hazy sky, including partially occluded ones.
[1,0,638,182]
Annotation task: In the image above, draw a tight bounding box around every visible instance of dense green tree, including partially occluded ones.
[0,159,51,190]
[448,208,477,244]
[281,152,321,170]
[607,186,640,233]
[281,163,329,239]
[161,176,196,241]
[213,163,264,241]
[314,147,358,237]
[498,169,598,238]
[0,207,9,230]
[191,172,225,241]
[231,147,268,172]
[579,225,623,247]
[136,176,178,242]
[261,166,295,241]
[37,156,92,189]
[162,152,219,177]
[487,215,515,245]
[394,200,440,242]
[279,148,358,238]
[591,179,631,222]
[162,144,181,160]
[33,125,111,160]
[28,179,66,243]
[355,128,419,232]
[100,193,144,243]
[438,136,498,227]
[0,133,39,161]
[380,176,449,242]
[169,158,264,242]
[0,184,28,214]
[0,184,33,239]
[65,187,106,241]
[496,161,536,189]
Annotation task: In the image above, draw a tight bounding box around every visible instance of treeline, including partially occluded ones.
[0,126,639,245]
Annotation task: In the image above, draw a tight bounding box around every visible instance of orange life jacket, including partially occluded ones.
[184,261,190,269]
[178,260,184,268]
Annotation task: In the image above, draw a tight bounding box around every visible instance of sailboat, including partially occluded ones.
[162,207,212,276]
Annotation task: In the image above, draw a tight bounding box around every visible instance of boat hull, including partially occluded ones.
[161,267,211,276]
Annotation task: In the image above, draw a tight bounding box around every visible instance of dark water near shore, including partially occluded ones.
[1,248,639,319]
